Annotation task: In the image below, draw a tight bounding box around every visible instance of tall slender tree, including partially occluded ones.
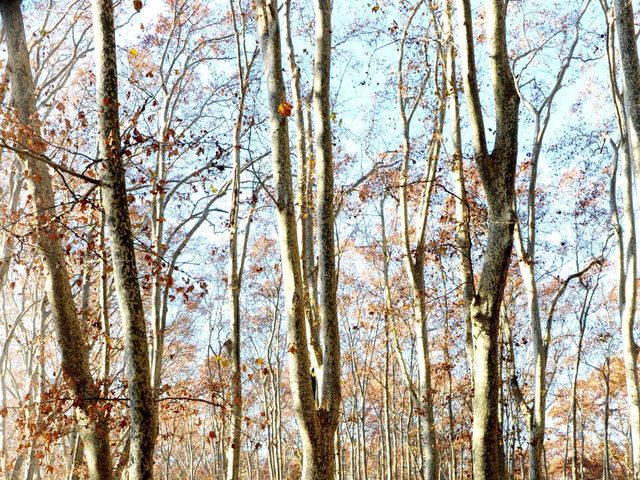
[254,0,341,477]
[606,1,640,477]
[91,0,156,477]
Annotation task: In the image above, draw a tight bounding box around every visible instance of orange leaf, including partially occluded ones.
[278,101,293,117]
[133,0,142,12]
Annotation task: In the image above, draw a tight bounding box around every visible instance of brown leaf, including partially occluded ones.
[277,101,293,117]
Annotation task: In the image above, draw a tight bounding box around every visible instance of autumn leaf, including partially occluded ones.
[277,101,293,117]
[372,4,380,12]
[133,0,142,12]
[287,344,298,354]
[255,357,265,366]
[129,47,138,57]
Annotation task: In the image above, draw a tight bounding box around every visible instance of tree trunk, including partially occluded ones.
[603,357,611,480]
[607,3,640,476]
[457,0,519,478]
[255,1,341,478]
[617,140,640,480]
[571,291,589,480]
[0,1,113,478]
[224,2,254,477]
[312,0,341,427]
[614,0,640,179]
[283,0,323,372]
[91,0,156,477]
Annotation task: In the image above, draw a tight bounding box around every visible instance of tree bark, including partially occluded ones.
[91,0,156,477]
[283,0,323,372]
[255,0,341,477]
[614,0,640,178]
[606,3,640,476]
[457,0,519,478]
[0,1,113,478]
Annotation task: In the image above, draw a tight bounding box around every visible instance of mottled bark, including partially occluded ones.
[611,138,640,480]
[283,0,323,372]
[0,1,113,478]
[255,0,314,466]
[457,0,519,478]
[91,0,156,478]
[312,0,341,432]
[255,0,340,477]
[614,0,640,179]
[0,159,22,289]
[225,2,253,477]
[607,3,640,478]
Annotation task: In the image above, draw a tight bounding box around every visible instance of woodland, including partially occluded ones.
[2,0,640,479]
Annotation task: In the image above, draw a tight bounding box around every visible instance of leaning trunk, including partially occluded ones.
[0,1,113,478]
[254,2,320,479]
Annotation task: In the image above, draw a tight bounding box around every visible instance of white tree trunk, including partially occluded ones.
[255,1,341,477]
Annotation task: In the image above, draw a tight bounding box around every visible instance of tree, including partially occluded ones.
[457,0,520,477]
[0,1,114,479]
[91,0,155,477]
[254,0,341,477]
[607,1,640,478]
[394,3,444,478]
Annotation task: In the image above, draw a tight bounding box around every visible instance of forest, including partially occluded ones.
[1,0,639,479]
